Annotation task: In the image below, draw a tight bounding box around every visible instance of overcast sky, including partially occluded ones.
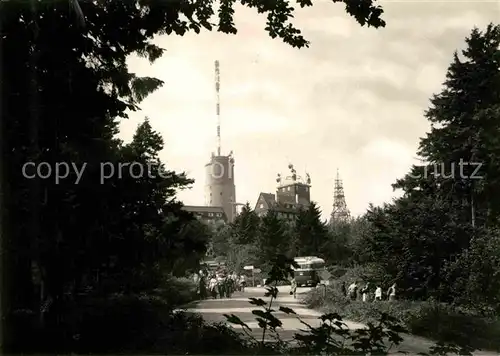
[121,0,499,220]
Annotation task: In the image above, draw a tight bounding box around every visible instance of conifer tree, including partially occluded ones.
[208,223,232,257]
[396,24,500,227]
[258,210,290,271]
[364,24,500,302]
[294,202,329,257]
[324,220,353,265]
[231,202,260,244]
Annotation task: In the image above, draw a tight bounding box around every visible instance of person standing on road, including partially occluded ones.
[348,281,358,301]
[217,273,226,298]
[209,275,218,299]
[239,274,246,293]
[234,274,240,292]
[225,275,232,298]
[229,272,237,294]
[226,273,233,296]
[290,278,297,299]
[341,281,347,297]
[361,282,370,302]
[387,283,396,301]
[199,271,207,300]
[374,286,382,301]
[193,272,200,295]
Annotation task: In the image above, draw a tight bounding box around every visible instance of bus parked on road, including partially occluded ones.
[292,256,326,287]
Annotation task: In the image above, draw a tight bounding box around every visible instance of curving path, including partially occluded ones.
[177,286,496,355]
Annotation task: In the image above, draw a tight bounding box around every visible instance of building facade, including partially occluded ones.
[182,205,228,224]
[254,164,311,220]
[204,152,236,223]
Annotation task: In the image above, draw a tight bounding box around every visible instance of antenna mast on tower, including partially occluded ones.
[329,169,350,224]
[215,60,221,156]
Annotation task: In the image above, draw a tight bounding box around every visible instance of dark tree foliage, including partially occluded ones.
[325,219,359,266]
[354,24,500,308]
[168,217,211,276]
[364,197,474,301]
[1,0,386,352]
[208,223,232,257]
[107,120,196,286]
[257,210,291,271]
[444,227,500,313]
[294,202,329,257]
[413,24,500,226]
[231,202,261,244]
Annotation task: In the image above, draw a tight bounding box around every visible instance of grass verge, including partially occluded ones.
[305,285,500,352]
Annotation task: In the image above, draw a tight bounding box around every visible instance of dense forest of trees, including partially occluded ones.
[0,0,386,353]
[212,24,500,316]
[358,24,500,313]
[3,0,500,353]
[209,202,362,273]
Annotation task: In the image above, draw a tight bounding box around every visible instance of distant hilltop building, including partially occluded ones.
[329,169,350,224]
[182,61,243,224]
[181,205,227,224]
[204,60,238,223]
[254,163,311,220]
[204,152,237,223]
[182,60,238,224]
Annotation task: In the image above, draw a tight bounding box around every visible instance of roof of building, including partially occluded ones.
[260,193,276,206]
[255,192,304,214]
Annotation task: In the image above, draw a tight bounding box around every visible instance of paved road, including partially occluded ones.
[177,286,495,355]
[180,287,330,342]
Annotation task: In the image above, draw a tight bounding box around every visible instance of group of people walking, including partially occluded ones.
[341,281,397,302]
[194,269,247,300]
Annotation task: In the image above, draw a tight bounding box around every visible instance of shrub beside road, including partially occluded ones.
[305,279,500,353]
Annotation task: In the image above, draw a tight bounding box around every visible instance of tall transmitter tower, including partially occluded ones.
[204,60,237,223]
[329,169,350,224]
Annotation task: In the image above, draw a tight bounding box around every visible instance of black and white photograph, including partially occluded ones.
[1,0,500,354]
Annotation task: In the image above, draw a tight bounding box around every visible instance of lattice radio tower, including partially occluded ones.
[329,169,350,224]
